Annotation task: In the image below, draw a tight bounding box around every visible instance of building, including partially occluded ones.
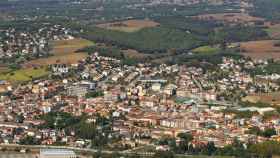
[52,64,69,74]
[67,85,88,97]
[151,83,161,92]
[40,149,76,158]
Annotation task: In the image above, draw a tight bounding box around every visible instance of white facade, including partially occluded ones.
[40,149,76,158]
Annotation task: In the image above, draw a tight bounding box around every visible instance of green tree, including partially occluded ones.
[153,151,174,158]
[177,133,193,153]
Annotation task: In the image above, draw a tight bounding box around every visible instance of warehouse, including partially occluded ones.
[40,149,76,158]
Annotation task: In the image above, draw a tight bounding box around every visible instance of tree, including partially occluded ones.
[249,141,280,157]
[153,151,174,158]
[19,136,40,145]
[177,133,193,153]
[202,142,217,156]
[262,128,276,138]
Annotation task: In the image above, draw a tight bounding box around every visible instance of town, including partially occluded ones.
[0,41,280,157]
[1,0,280,157]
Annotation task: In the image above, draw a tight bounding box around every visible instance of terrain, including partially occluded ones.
[23,38,93,68]
[96,19,160,32]
[242,92,280,105]
[0,38,93,83]
[239,40,280,60]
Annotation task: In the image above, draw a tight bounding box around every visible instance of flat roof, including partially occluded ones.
[40,149,76,156]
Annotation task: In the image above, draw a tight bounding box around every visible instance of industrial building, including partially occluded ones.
[40,149,76,158]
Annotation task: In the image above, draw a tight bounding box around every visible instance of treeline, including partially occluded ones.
[210,26,268,43]
[38,112,116,148]
[250,0,280,21]
[155,16,222,36]
[78,46,142,65]
[78,20,267,55]
[158,133,280,158]
[172,51,243,66]
[155,16,268,43]
[250,60,280,75]
[79,45,124,59]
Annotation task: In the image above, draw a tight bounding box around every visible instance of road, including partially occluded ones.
[0,144,154,157]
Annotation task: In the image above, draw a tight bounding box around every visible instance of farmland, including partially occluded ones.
[265,23,280,39]
[0,67,49,83]
[194,13,264,24]
[96,20,160,32]
[191,45,220,54]
[0,38,94,83]
[23,38,94,68]
[239,40,280,59]
[242,92,280,106]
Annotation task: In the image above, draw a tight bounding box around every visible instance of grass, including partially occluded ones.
[264,24,280,39]
[0,67,49,83]
[0,38,93,83]
[23,38,94,67]
[192,46,220,54]
[105,26,141,33]
[52,38,94,49]
[96,20,160,33]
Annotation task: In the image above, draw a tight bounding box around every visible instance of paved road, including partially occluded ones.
[0,144,154,157]
[0,153,36,158]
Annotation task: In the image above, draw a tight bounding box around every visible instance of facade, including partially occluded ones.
[67,85,88,97]
[40,149,76,158]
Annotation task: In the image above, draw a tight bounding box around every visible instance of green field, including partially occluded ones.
[265,26,280,39]
[192,46,220,54]
[0,67,49,83]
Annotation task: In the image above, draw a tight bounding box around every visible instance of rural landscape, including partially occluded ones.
[1,0,280,158]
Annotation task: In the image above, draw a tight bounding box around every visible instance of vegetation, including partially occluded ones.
[85,91,104,99]
[249,141,280,157]
[39,112,81,129]
[82,27,204,54]
[250,61,280,75]
[0,67,49,83]
[246,127,277,138]
[160,133,280,158]
[192,46,220,54]
[223,109,258,119]
[250,0,280,21]
[155,16,222,36]
[79,45,124,59]
[19,136,40,145]
[40,112,116,148]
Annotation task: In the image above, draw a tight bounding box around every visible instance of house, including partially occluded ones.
[52,64,69,74]
[152,83,161,92]
[163,84,177,96]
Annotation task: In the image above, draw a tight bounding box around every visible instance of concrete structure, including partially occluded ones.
[40,149,76,158]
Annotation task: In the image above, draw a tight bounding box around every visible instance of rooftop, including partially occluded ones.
[40,149,76,156]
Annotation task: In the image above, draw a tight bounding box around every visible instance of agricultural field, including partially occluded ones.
[239,40,280,60]
[96,20,160,32]
[194,13,264,24]
[265,23,280,39]
[191,45,220,54]
[0,67,49,83]
[122,49,151,59]
[242,92,280,106]
[23,38,94,67]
